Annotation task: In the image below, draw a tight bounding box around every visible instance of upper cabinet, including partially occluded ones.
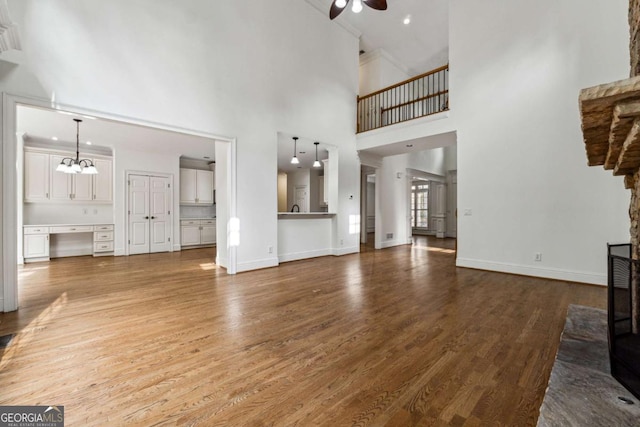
[24,151,50,201]
[180,168,214,205]
[24,148,113,203]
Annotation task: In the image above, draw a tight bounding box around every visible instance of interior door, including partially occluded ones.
[149,176,171,253]
[128,175,150,255]
[294,185,307,213]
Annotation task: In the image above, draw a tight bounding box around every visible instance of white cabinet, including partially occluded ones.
[25,149,112,203]
[93,224,114,254]
[23,226,50,262]
[93,158,113,202]
[180,168,214,205]
[49,155,94,201]
[24,151,50,202]
[200,220,216,245]
[181,219,216,247]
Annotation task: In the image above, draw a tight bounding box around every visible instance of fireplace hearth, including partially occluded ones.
[607,244,640,399]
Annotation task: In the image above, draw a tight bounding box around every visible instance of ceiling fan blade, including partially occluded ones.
[330,0,350,20]
[363,0,387,11]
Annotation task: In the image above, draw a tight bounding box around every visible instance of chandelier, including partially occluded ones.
[56,118,97,174]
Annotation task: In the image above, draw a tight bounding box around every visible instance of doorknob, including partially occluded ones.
[151,216,156,219]
[144,216,149,219]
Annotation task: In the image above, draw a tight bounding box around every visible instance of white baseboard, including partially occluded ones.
[279,248,332,263]
[236,256,279,273]
[333,245,359,256]
[456,257,606,286]
[173,244,181,252]
[115,248,126,256]
[380,240,410,249]
[50,248,92,258]
[17,256,24,265]
[216,255,227,268]
[0,297,4,313]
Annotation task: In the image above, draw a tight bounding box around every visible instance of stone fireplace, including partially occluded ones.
[578,0,640,400]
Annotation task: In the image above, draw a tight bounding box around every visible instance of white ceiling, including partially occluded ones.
[278,132,331,173]
[325,0,449,75]
[17,105,216,160]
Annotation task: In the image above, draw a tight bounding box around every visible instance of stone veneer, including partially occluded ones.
[579,1,640,332]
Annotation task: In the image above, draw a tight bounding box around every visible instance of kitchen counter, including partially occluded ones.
[277,213,335,219]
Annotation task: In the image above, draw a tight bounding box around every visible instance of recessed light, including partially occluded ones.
[299,151,306,154]
[204,156,210,160]
[403,15,411,25]
[51,136,58,141]
[406,144,413,148]
[86,141,92,145]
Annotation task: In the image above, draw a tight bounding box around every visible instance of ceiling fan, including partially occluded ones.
[330,0,387,20]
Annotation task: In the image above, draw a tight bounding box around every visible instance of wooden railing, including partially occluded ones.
[357,64,449,133]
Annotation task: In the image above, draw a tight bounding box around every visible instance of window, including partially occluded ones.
[411,183,429,229]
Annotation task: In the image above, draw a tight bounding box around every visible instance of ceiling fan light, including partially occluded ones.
[336,0,347,8]
[352,0,363,13]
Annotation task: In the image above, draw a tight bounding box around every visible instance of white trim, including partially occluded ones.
[236,256,279,273]
[358,151,383,169]
[227,138,238,275]
[356,110,450,139]
[2,92,18,312]
[124,170,174,256]
[279,249,332,263]
[359,48,410,77]
[455,257,606,286]
[1,92,239,312]
[172,243,181,252]
[380,240,410,249]
[332,245,359,256]
[303,0,361,38]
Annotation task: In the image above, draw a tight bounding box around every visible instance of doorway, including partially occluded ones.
[128,173,172,255]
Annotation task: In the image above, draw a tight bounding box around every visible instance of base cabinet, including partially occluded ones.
[181,219,216,248]
[24,232,50,261]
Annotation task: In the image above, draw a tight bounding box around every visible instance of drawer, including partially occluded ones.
[181,220,199,226]
[50,225,94,234]
[94,231,114,242]
[24,226,49,234]
[94,224,114,231]
[94,241,114,252]
[201,220,216,225]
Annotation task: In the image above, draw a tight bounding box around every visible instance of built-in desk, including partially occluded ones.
[23,223,114,263]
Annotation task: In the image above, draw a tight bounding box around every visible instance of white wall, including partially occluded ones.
[1,0,360,284]
[451,0,630,284]
[359,49,409,95]
[376,147,448,248]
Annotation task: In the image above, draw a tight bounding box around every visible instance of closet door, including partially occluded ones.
[149,176,171,253]
[128,175,150,255]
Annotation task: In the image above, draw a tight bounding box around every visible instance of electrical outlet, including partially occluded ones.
[386,233,393,239]
[268,246,273,254]
[464,209,472,216]
[340,239,344,246]
[535,253,542,262]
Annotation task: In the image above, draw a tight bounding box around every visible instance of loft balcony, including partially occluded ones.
[357,64,449,134]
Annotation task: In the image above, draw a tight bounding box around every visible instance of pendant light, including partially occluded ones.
[313,142,321,168]
[56,119,98,174]
[352,0,363,13]
[290,136,300,164]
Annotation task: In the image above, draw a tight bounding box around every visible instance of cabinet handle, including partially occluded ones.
[151,216,156,220]
[46,192,49,198]
[93,195,96,200]
[144,216,149,220]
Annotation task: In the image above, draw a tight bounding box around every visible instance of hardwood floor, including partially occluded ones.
[0,238,605,426]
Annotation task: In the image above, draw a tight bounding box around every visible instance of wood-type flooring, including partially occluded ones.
[0,237,605,426]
